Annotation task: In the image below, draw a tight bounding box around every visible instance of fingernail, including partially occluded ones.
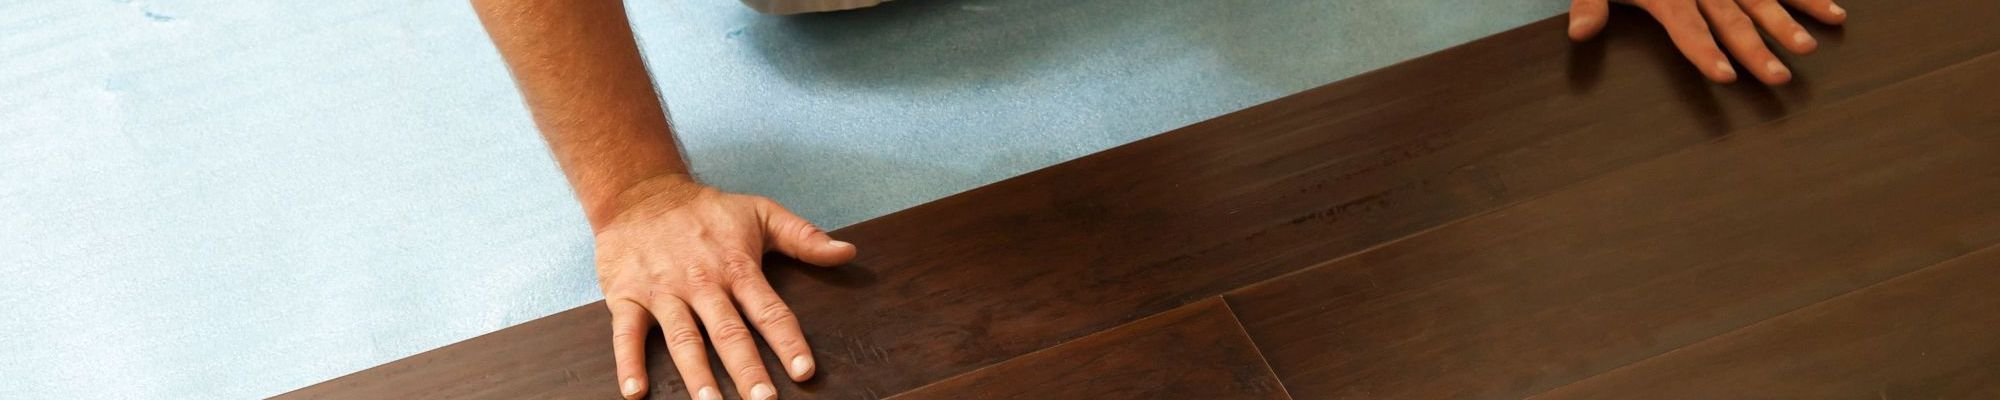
[828,240,852,248]
[698,386,722,400]
[1714,61,1737,81]
[621,377,640,396]
[1792,32,1815,47]
[790,355,814,379]
[1829,4,1845,16]
[1568,16,1596,38]
[1765,60,1790,78]
[751,383,776,400]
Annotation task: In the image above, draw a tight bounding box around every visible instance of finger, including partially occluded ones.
[687,287,778,400]
[649,296,724,400]
[755,197,856,267]
[1741,0,1816,54]
[1780,0,1846,25]
[1569,0,1611,41]
[608,300,655,400]
[1703,0,1791,84]
[731,278,816,382]
[1639,0,1738,83]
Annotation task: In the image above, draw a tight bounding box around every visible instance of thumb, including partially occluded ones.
[1569,0,1611,42]
[756,198,856,267]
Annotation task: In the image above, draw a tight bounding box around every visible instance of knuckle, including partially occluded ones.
[642,265,680,287]
[682,264,718,287]
[771,335,804,351]
[666,327,706,349]
[789,220,824,240]
[1652,4,1699,22]
[610,323,648,339]
[735,363,770,381]
[1720,13,1754,29]
[710,322,756,345]
[604,287,644,302]
[719,254,760,282]
[752,301,797,326]
[653,301,687,321]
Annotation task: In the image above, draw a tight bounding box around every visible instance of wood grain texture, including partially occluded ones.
[1225,51,2000,400]
[279,0,2000,398]
[278,305,618,399]
[1534,244,2000,400]
[887,298,1287,400]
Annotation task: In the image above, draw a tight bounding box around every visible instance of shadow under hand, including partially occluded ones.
[766,255,879,290]
[1576,6,1733,136]
[1568,33,1607,93]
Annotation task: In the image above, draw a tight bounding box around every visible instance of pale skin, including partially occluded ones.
[1570,0,1848,84]
[472,2,851,400]
[470,1,1846,399]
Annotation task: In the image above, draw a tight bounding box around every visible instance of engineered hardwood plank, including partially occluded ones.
[280,0,2000,398]
[1224,51,2000,400]
[1533,244,2000,400]
[887,298,1287,400]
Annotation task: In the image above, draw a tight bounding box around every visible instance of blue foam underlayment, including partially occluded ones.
[0,0,1565,398]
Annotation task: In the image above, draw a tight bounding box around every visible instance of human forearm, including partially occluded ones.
[472,0,688,230]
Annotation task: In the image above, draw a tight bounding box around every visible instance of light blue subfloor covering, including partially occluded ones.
[0,0,1565,398]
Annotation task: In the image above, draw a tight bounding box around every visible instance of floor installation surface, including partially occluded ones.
[286,0,2000,398]
[0,1,1565,398]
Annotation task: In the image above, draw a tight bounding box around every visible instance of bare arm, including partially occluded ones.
[472,0,685,230]
[473,2,856,400]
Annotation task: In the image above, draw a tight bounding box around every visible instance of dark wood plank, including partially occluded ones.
[273,306,613,399]
[1225,51,2000,400]
[1534,244,2000,400]
[280,0,2000,398]
[887,298,1287,400]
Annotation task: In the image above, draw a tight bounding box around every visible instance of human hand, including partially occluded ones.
[1568,0,1848,85]
[595,175,856,400]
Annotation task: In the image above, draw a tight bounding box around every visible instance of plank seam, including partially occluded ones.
[1219,297,1298,400]
[878,297,1228,400]
[1512,50,2000,399]
[1521,241,2000,400]
[1223,48,2000,304]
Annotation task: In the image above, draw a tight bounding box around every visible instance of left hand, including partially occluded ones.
[1568,0,1849,85]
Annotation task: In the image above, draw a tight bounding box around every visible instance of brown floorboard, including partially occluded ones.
[277,0,2000,398]
[887,298,1288,400]
[1224,51,2000,399]
[1532,244,2000,400]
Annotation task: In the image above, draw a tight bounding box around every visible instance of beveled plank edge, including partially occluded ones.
[1220,46,2000,325]
[270,301,615,399]
[276,15,1597,398]
[879,297,1292,400]
[1216,48,2000,400]
[1219,298,1297,400]
[280,8,1921,396]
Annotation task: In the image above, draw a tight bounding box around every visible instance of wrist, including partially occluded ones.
[589,172,704,232]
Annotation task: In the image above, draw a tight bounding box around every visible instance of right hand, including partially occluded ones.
[594,174,856,400]
[1568,0,1849,85]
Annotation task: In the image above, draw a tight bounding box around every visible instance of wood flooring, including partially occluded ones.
[277,0,2000,398]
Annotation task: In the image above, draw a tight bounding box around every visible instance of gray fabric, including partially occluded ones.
[0,0,1564,398]
[739,0,890,15]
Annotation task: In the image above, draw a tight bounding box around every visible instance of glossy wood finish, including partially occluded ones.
[280,304,617,399]
[1225,51,2000,399]
[1535,245,2000,400]
[281,0,2000,398]
[888,298,1287,400]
